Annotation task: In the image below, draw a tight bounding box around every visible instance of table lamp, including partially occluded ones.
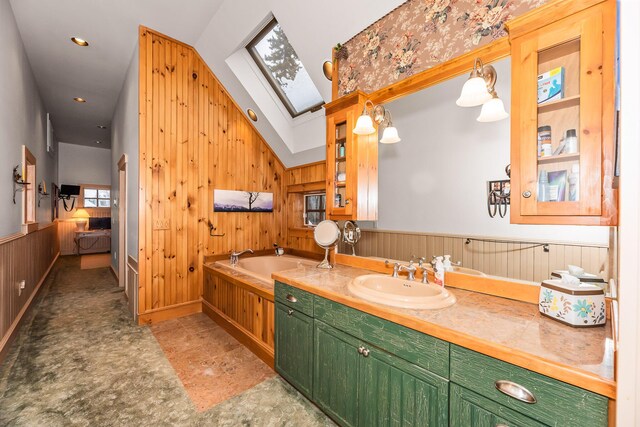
[73,208,90,231]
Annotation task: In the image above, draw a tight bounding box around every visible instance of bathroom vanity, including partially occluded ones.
[273,262,614,427]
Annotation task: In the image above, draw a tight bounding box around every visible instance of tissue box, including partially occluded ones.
[537,67,565,104]
[539,279,606,327]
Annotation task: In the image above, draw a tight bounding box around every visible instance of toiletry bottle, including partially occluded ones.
[434,256,445,287]
[443,255,453,272]
[538,170,550,202]
[338,142,346,158]
[564,129,578,154]
[568,164,580,202]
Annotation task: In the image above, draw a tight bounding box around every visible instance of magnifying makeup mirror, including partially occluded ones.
[314,220,341,269]
[342,220,361,256]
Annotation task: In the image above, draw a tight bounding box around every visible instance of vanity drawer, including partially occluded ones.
[450,345,608,427]
[275,281,314,317]
[314,296,449,378]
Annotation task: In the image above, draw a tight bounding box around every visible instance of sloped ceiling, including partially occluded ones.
[9,0,404,163]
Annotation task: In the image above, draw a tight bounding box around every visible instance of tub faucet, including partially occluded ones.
[230,249,254,266]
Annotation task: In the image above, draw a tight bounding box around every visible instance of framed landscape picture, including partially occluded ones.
[213,190,273,212]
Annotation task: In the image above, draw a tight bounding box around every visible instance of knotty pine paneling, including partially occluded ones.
[138,28,287,315]
[342,229,610,283]
[0,223,59,357]
[285,161,326,255]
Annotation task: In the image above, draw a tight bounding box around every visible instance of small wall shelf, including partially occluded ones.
[537,152,580,164]
[537,95,580,113]
[12,165,30,204]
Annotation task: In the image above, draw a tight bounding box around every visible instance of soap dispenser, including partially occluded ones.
[434,256,445,287]
[443,255,453,272]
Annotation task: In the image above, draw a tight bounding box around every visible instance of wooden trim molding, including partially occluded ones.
[202,300,274,369]
[137,300,202,325]
[505,0,606,39]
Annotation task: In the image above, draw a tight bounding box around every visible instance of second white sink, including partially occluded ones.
[348,274,456,310]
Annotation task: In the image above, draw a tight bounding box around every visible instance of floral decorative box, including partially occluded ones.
[539,279,606,327]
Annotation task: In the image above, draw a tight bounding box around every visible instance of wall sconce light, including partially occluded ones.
[379,110,401,144]
[456,58,509,122]
[353,100,394,137]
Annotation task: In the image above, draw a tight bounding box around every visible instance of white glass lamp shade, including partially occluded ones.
[456,76,491,107]
[353,114,375,135]
[477,96,509,122]
[380,126,401,144]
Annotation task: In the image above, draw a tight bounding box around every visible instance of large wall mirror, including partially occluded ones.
[340,58,612,287]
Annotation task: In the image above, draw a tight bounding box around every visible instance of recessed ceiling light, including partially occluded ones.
[247,109,258,122]
[97,125,107,129]
[71,37,89,47]
[95,141,101,144]
[322,61,333,81]
[73,97,86,103]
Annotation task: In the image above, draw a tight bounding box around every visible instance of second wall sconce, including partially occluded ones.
[353,100,401,144]
[456,58,509,122]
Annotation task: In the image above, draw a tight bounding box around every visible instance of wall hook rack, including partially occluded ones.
[208,222,225,237]
[37,183,50,207]
[12,165,30,204]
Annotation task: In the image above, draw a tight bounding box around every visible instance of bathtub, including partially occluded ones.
[215,254,317,284]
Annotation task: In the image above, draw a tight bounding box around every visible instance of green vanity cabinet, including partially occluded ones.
[274,302,314,399]
[450,384,546,427]
[314,319,449,427]
[314,320,361,427]
[273,281,609,427]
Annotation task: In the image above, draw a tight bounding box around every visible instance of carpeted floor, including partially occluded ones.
[0,256,334,426]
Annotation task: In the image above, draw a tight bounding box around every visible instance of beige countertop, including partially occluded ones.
[271,263,616,399]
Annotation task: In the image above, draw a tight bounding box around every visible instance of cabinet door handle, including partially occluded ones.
[287,309,293,316]
[285,294,297,303]
[522,191,532,198]
[494,380,537,404]
[357,346,365,354]
[345,199,351,205]
[362,348,370,357]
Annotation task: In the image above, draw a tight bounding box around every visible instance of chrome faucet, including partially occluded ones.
[230,249,254,266]
[273,243,284,256]
[420,265,430,284]
[399,262,417,281]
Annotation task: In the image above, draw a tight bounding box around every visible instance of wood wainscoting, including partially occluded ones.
[202,265,275,368]
[0,222,59,362]
[339,228,610,284]
[126,256,139,321]
[137,27,287,321]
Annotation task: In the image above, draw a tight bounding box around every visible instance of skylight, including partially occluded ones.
[248,19,324,118]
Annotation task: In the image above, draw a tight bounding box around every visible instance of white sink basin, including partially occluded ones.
[348,274,456,309]
[451,266,486,277]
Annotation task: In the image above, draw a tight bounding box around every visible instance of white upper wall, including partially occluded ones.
[110,46,139,265]
[58,142,111,186]
[0,0,57,237]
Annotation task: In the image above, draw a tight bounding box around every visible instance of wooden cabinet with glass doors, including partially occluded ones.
[508,0,617,225]
[325,91,378,221]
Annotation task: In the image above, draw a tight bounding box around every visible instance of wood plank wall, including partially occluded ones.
[58,208,111,255]
[285,161,326,254]
[138,27,287,316]
[340,229,610,283]
[0,223,59,358]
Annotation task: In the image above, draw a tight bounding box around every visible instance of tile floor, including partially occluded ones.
[150,313,276,412]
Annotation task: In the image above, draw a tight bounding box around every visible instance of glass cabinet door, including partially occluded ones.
[327,109,355,217]
[514,9,603,218]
